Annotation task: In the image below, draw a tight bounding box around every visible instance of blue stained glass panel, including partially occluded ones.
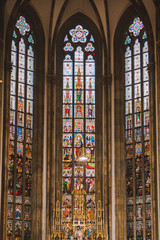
[125,86,132,100]
[134,69,141,83]
[11,51,17,66]
[63,62,73,75]
[125,46,131,58]
[11,81,16,95]
[27,57,34,71]
[11,40,17,51]
[86,61,95,75]
[143,52,149,67]
[11,66,16,80]
[28,46,34,57]
[27,86,33,100]
[63,134,72,147]
[19,54,25,68]
[17,127,24,142]
[125,72,132,86]
[134,39,140,55]
[143,67,149,81]
[143,81,149,96]
[143,41,148,52]
[86,134,95,147]
[75,47,84,61]
[125,58,131,72]
[27,71,34,85]
[18,68,25,83]
[19,38,25,54]
[134,55,140,69]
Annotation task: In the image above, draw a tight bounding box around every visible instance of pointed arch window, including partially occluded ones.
[125,17,152,239]
[7,16,34,239]
[62,25,96,238]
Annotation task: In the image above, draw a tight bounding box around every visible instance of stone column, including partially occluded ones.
[102,74,112,240]
[47,74,57,240]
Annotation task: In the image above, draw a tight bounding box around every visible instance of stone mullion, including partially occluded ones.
[131,41,136,240]
[140,39,145,240]
[13,37,20,239]
[22,39,28,240]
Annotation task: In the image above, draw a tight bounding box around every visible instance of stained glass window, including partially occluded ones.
[125,17,152,239]
[7,16,34,240]
[62,25,96,238]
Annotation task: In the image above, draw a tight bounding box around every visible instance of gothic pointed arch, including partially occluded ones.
[46,11,112,238]
[114,5,157,240]
[1,4,45,240]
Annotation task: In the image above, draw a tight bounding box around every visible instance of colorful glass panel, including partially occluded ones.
[7,16,34,239]
[62,25,96,238]
[125,17,152,239]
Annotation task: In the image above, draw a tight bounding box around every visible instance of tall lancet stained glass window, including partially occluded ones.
[7,16,34,239]
[62,25,96,238]
[125,17,151,240]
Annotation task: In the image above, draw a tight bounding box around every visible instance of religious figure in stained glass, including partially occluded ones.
[60,24,96,239]
[125,17,152,239]
[7,16,34,239]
